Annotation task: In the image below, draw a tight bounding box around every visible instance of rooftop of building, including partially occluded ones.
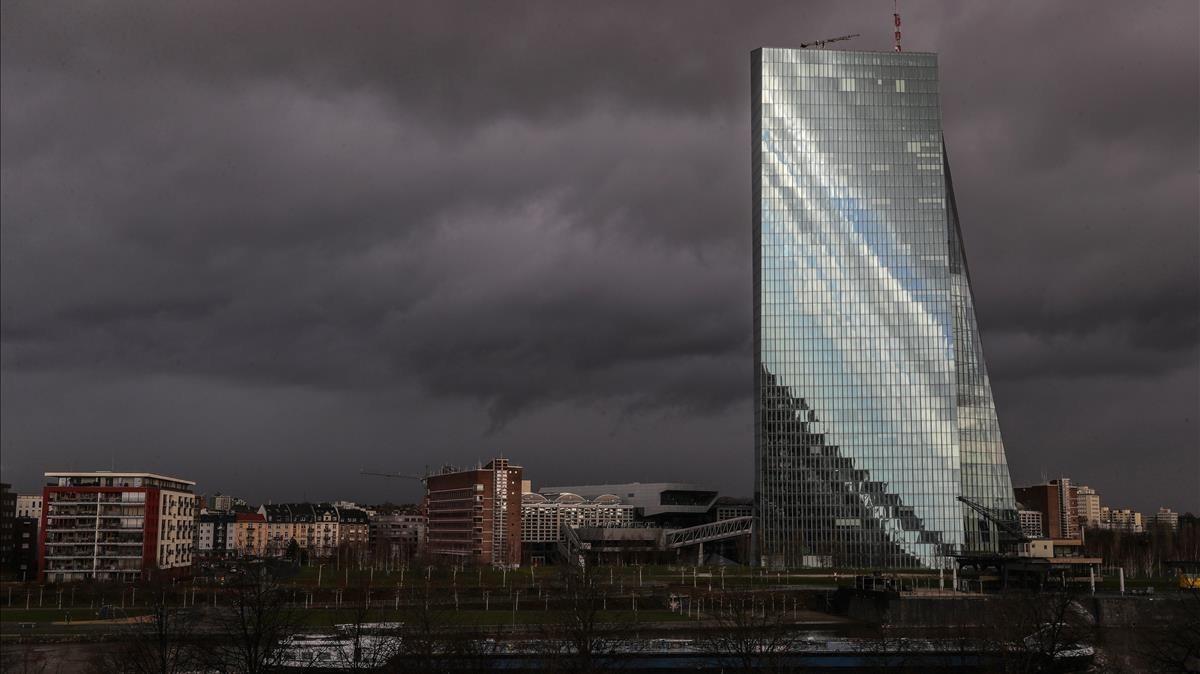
[536,482,718,519]
[755,46,937,58]
[44,471,196,485]
[258,502,369,523]
[523,492,626,506]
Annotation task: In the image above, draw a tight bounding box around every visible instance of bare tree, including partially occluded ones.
[388,580,495,674]
[205,562,298,673]
[1141,588,1200,673]
[89,580,199,674]
[329,600,401,672]
[974,590,1095,673]
[534,564,639,674]
[693,588,800,674]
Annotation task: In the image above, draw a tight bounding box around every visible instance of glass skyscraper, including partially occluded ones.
[752,47,1016,569]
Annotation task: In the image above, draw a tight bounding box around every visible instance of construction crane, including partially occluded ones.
[798,33,860,49]
[957,495,1028,549]
[360,470,427,483]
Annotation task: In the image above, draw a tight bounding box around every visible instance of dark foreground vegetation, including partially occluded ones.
[1,558,1196,673]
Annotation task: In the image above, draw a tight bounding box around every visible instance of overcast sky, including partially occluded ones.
[2,1,1197,513]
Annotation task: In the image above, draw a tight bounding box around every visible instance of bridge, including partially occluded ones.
[664,516,754,563]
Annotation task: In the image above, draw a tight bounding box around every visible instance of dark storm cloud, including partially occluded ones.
[2,1,1196,511]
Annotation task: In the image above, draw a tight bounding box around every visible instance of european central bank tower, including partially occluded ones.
[753,47,1016,569]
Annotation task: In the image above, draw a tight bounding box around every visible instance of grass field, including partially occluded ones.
[0,607,152,623]
[290,608,686,627]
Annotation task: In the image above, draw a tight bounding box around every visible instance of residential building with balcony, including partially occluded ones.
[369,511,426,564]
[1109,508,1144,533]
[260,503,314,557]
[337,507,369,549]
[252,503,371,559]
[1074,485,1102,530]
[1018,509,1045,539]
[196,511,237,557]
[39,472,196,583]
[233,512,267,556]
[17,494,43,521]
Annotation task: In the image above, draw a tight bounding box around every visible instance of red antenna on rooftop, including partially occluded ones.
[893,0,903,52]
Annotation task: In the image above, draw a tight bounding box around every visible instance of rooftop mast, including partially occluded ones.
[893,0,903,52]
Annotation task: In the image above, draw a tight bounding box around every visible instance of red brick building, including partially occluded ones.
[425,458,522,567]
[1014,478,1080,540]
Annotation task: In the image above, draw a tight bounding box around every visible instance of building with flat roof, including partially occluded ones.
[712,497,755,522]
[0,483,15,576]
[197,511,236,558]
[425,458,522,567]
[1018,510,1045,540]
[369,511,426,564]
[521,491,636,565]
[16,495,43,521]
[752,47,1016,569]
[1074,485,1102,530]
[1149,507,1179,531]
[536,482,717,528]
[1109,508,1144,533]
[39,471,196,583]
[12,517,38,580]
[1015,479,1080,540]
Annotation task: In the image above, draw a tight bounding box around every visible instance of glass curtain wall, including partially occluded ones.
[753,47,1015,569]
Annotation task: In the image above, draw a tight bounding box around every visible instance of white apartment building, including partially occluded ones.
[41,472,196,583]
[16,494,43,521]
[1019,509,1045,539]
[1074,485,1102,529]
[1109,508,1144,533]
[1149,507,1179,531]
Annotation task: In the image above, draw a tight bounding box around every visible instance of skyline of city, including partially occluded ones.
[2,1,1197,518]
[1,5,1195,671]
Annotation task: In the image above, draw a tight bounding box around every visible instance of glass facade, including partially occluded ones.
[752,48,1016,569]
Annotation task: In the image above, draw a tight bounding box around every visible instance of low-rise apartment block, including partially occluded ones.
[197,511,237,557]
[1019,509,1045,539]
[254,502,371,559]
[1109,508,1145,533]
[369,511,426,564]
[17,494,43,521]
[233,512,267,557]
